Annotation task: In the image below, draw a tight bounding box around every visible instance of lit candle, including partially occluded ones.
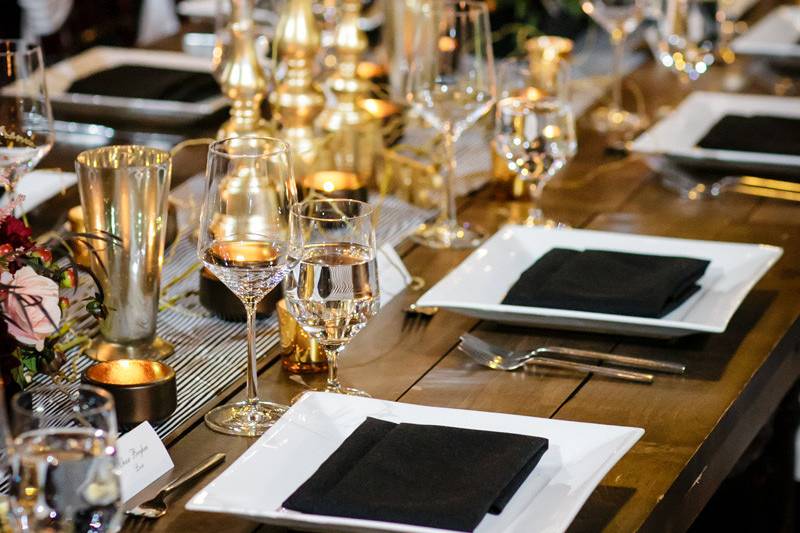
[301,171,368,202]
[360,98,401,120]
[359,98,404,146]
[357,61,387,82]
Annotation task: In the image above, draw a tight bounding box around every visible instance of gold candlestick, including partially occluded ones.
[317,0,373,131]
[214,0,272,139]
[270,0,325,176]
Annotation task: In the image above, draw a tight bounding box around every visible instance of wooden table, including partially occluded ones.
[35,6,799,532]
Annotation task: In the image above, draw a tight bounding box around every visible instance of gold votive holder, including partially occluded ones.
[300,171,369,203]
[82,359,177,426]
[277,299,327,374]
[525,35,574,64]
[199,267,282,322]
[360,98,405,147]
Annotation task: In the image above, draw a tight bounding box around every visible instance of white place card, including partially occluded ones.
[377,243,412,306]
[116,421,174,502]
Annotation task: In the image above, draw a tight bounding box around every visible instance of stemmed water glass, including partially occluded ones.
[7,385,122,532]
[406,0,497,249]
[581,0,647,137]
[0,40,54,193]
[197,137,298,436]
[495,96,577,227]
[284,199,379,397]
[652,0,720,81]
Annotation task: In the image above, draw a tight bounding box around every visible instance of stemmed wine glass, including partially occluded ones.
[406,0,497,249]
[581,0,647,137]
[0,40,54,194]
[284,199,379,397]
[7,385,122,532]
[197,137,298,436]
[653,0,720,81]
[495,96,577,227]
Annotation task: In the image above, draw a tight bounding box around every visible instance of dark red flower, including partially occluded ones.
[0,216,32,250]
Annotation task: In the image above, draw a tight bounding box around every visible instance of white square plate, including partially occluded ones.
[187,392,643,533]
[630,91,800,172]
[731,6,800,60]
[35,47,226,125]
[416,226,782,338]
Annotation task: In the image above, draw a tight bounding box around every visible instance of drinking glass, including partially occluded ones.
[495,96,577,227]
[7,385,122,533]
[284,199,379,397]
[197,137,298,436]
[0,40,54,192]
[406,0,497,249]
[581,0,647,136]
[653,0,720,81]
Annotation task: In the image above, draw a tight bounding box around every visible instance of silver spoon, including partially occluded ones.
[127,453,226,519]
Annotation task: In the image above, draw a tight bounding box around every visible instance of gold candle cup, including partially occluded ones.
[525,35,574,63]
[277,299,327,374]
[300,171,369,203]
[82,360,177,426]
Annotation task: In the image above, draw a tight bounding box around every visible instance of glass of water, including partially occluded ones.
[7,385,122,533]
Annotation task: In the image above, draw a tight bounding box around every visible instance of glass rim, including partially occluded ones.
[0,39,43,59]
[291,198,374,222]
[75,144,171,169]
[11,383,115,421]
[209,136,291,160]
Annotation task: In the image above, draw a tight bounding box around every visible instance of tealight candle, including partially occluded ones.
[301,171,369,202]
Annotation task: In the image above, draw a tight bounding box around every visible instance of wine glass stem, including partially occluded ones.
[611,30,626,113]
[324,345,342,391]
[437,132,458,228]
[527,176,545,224]
[244,303,260,405]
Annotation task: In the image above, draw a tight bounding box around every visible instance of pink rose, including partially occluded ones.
[1,266,61,351]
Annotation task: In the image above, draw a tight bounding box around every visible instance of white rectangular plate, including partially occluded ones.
[630,91,800,172]
[731,6,800,60]
[416,226,781,338]
[187,392,643,533]
[37,47,226,125]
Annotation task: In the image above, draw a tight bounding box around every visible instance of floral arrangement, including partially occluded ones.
[0,205,104,391]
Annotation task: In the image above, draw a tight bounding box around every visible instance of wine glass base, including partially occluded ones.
[204,400,288,437]
[411,221,483,249]
[588,106,645,137]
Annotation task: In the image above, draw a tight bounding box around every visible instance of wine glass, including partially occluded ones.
[653,0,720,81]
[581,0,647,137]
[495,96,577,227]
[284,199,379,397]
[197,137,298,436]
[0,40,54,193]
[7,385,122,533]
[406,0,497,249]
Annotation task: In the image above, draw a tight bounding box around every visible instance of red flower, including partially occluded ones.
[0,216,32,250]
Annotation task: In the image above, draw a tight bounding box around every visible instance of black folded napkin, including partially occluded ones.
[283,417,549,532]
[696,114,800,155]
[502,248,710,318]
[67,65,220,103]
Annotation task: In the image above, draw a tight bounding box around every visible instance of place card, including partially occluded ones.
[376,243,412,305]
[117,421,174,502]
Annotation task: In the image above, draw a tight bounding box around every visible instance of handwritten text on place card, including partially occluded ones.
[117,421,174,502]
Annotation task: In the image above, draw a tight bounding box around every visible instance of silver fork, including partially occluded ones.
[461,333,685,374]
[458,340,654,384]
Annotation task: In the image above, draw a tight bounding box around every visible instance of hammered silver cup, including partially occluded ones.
[76,146,174,361]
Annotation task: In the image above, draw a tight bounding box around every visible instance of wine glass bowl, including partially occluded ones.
[284,199,379,397]
[0,40,54,190]
[197,136,297,436]
[654,0,719,80]
[405,0,497,249]
[495,96,577,227]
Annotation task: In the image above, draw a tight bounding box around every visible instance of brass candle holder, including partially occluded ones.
[300,170,368,202]
[270,0,325,180]
[214,0,273,140]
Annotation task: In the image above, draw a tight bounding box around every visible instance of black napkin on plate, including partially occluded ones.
[67,65,220,102]
[696,114,800,155]
[283,417,549,532]
[502,248,710,318]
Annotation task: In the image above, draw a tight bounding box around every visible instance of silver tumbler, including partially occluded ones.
[76,146,174,361]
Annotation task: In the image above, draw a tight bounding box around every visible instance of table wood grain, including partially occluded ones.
[33,3,800,531]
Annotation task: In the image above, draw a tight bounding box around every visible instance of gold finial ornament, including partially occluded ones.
[270,0,325,171]
[214,0,273,139]
[317,0,373,130]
